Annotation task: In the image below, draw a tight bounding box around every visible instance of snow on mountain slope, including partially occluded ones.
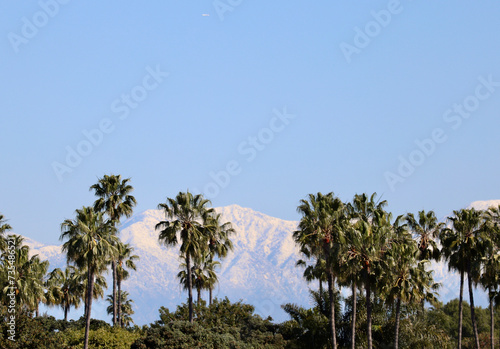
[115,205,310,325]
[26,202,497,325]
[28,205,311,325]
[23,237,66,269]
[468,199,500,211]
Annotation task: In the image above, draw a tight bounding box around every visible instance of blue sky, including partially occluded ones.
[1,1,500,245]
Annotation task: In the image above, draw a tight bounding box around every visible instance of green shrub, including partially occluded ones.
[133,298,286,349]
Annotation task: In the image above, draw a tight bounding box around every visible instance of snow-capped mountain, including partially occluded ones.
[26,201,498,325]
[29,205,311,325]
[111,204,310,325]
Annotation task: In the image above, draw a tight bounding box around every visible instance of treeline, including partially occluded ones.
[0,181,499,348]
[291,192,500,349]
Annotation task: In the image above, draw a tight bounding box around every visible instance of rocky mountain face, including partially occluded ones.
[26,201,499,325]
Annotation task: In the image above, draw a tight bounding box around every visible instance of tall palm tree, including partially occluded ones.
[345,209,392,349]
[337,207,361,349]
[116,242,138,327]
[380,228,439,349]
[60,206,118,349]
[481,205,500,349]
[344,192,387,349]
[406,210,444,261]
[156,191,214,323]
[90,174,136,326]
[441,208,485,349]
[294,192,346,349]
[480,252,500,349]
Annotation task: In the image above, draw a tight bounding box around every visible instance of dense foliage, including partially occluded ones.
[131,298,284,348]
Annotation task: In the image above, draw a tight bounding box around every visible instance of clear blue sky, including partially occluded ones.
[1,1,500,245]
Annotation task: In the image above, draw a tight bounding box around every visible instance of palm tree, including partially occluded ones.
[203,211,234,305]
[90,174,136,326]
[28,256,50,317]
[0,214,11,232]
[177,260,206,305]
[406,210,444,261]
[380,228,439,349]
[156,191,214,323]
[294,192,346,349]
[345,209,392,349]
[337,207,361,349]
[204,257,220,306]
[45,266,83,321]
[178,252,221,305]
[296,256,328,303]
[116,242,138,327]
[481,205,500,349]
[1,235,48,316]
[440,223,467,349]
[78,271,108,318]
[480,252,500,349]
[0,213,12,252]
[441,208,485,349]
[344,192,387,349]
[106,291,135,327]
[60,206,118,349]
[349,192,387,224]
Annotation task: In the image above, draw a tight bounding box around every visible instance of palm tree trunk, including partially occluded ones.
[64,303,69,322]
[117,279,122,327]
[112,260,117,326]
[488,287,495,349]
[366,271,373,349]
[458,269,464,349]
[84,283,88,319]
[394,297,401,349]
[467,262,480,349]
[351,281,357,349]
[490,289,495,349]
[197,286,201,305]
[209,288,213,306]
[84,268,95,349]
[186,255,194,323]
[319,279,323,299]
[327,270,337,349]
